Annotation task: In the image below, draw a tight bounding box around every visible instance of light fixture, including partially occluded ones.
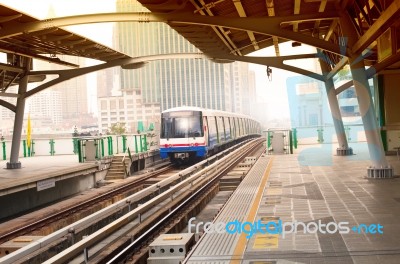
[292,41,302,47]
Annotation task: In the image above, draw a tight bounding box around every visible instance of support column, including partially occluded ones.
[349,58,390,167]
[340,13,393,178]
[319,56,353,156]
[7,58,31,169]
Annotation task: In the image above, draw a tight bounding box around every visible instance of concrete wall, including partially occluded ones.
[384,73,400,125]
[0,170,107,220]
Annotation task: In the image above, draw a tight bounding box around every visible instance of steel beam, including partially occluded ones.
[319,52,350,153]
[0,99,16,112]
[212,53,324,81]
[326,57,348,80]
[352,0,400,54]
[0,12,343,56]
[335,80,353,95]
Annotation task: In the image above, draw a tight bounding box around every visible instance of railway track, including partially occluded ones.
[108,138,265,264]
[0,138,263,264]
[0,163,174,245]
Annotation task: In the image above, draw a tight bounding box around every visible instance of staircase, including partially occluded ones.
[105,155,127,180]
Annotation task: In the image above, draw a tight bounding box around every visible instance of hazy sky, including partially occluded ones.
[249,43,318,120]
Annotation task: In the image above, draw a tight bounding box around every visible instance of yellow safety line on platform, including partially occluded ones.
[230,157,274,264]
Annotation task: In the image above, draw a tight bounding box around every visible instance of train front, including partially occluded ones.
[160,109,207,165]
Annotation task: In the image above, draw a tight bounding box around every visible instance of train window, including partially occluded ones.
[236,118,241,136]
[216,116,225,143]
[161,111,203,138]
[230,117,235,139]
[224,117,231,140]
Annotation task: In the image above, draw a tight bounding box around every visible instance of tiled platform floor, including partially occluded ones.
[185,143,400,264]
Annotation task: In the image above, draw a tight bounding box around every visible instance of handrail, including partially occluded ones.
[121,147,133,177]
[127,147,132,162]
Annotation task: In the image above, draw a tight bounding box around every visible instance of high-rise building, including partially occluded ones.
[27,90,62,125]
[32,56,90,129]
[97,0,259,135]
[97,67,116,98]
[115,0,229,112]
[0,86,17,136]
[224,61,256,115]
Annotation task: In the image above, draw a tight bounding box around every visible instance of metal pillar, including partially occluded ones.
[349,58,389,166]
[2,140,6,160]
[7,58,31,169]
[319,56,352,156]
[340,13,392,178]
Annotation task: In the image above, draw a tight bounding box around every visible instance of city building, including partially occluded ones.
[27,90,62,125]
[32,56,93,130]
[224,61,256,115]
[96,1,259,133]
[98,89,160,133]
[114,0,256,113]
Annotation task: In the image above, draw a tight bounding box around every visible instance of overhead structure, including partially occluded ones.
[0,4,133,169]
[1,1,399,177]
[135,0,400,74]
[0,4,132,93]
[135,0,399,177]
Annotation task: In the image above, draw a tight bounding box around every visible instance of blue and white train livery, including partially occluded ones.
[160,106,261,164]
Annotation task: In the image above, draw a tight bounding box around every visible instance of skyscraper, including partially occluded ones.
[224,61,256,115]
[32,56,90,129]
[115,0,227,111]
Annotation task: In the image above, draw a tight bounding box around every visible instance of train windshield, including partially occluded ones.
[161,111,203,139]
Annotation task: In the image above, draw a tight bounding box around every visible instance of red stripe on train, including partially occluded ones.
[162,143,206,147]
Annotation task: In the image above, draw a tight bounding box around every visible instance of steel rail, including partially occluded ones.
[0,163,172,245]
[0,139,255,264]
[40,139,258,263]
[106,139,263,263]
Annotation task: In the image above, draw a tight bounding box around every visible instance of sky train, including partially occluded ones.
[159,106,261,164]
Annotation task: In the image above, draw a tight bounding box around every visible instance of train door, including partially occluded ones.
[203,116,209,147]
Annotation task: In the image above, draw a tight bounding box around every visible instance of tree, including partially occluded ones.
[110,122,126,135]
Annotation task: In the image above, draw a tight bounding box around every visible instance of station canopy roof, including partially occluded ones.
[0,4,131,91]
[137,0,400,69]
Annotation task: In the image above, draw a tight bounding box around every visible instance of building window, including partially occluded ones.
[110,100,116,110]
[101,101,107,110]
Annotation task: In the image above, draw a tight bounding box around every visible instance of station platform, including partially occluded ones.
[0,155,98,196]
[0,155,104,220]
[184,143,400,264]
